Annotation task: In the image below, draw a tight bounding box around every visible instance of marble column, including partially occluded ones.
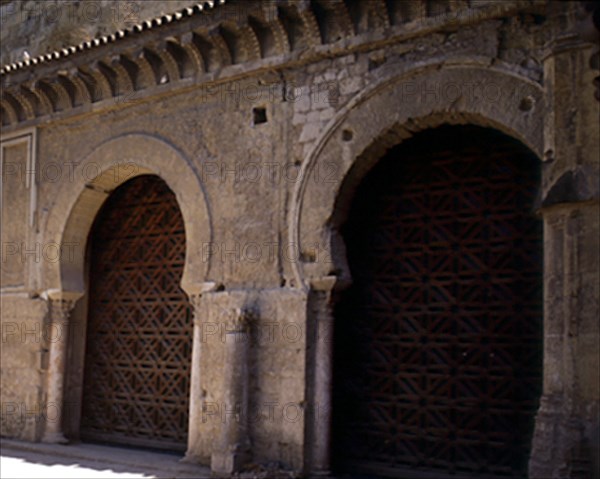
[41,289,82,444]
[307,275,337,476]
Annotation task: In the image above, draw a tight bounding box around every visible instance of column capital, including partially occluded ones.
[41,289,83,305]
[181,281,219,299]
[183,282,219,312]
[41,289,83,320]
[309,275,339,292]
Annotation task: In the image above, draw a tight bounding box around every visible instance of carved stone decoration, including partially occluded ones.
[40,289,82,443]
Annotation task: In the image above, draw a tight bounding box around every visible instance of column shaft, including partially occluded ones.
[41,290,81,444]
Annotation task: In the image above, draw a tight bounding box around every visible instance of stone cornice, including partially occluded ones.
[0,0,546,131]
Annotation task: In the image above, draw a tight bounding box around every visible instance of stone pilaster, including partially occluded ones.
[40,289,82,444]
[530,202,599,479]
[210,307,251,475]
[183,281,219,464]
[530,10,600,477]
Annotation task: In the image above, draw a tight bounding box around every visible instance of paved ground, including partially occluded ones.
[1,455,151,478]
[0,439,211,479]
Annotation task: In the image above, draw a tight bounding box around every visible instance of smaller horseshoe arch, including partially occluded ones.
[39,133,212,453]
[80,174,192,450]
[41,133,212,296]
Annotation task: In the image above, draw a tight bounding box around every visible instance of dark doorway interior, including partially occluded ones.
[331,126,543,478]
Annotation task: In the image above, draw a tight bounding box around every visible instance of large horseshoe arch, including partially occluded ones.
[291,63,546,477]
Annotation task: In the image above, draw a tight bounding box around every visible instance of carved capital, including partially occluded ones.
[185,282,220,321]
[309,275,337,292]
[42,289,82,321]
[183,280,219,297]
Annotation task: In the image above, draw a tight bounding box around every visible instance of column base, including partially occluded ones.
[529,394,592,479]
[211,449,250,476]
[308,469,332,477]
[181,452,201,464]
[41,432,69,444]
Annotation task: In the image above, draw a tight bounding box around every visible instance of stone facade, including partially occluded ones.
[1,1,598,478]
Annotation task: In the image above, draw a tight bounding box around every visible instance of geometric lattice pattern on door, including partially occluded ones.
[332,126,543,478]
[81,175,192,451]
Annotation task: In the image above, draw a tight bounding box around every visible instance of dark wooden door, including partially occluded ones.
[332,126,543,478]
[81,175,192,451]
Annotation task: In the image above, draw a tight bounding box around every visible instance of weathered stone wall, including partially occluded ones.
[1,0,598,477]
[0,295,47,441]
[0,0,196,66]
